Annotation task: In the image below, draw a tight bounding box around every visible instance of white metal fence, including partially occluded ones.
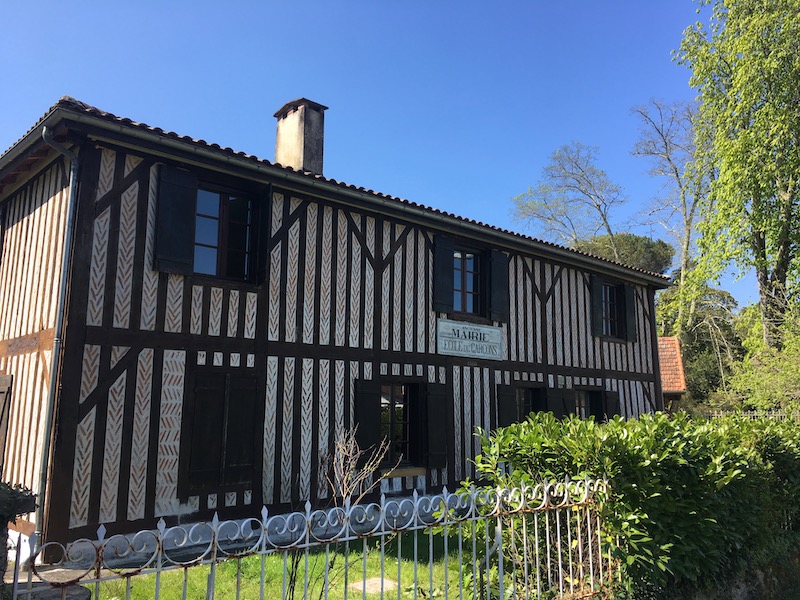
[707,410,800,421]
[11,477,613,599]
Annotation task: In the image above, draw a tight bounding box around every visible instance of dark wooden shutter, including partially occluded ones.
[354,379,381,464]
[425,383,448,469]
[223,375,258,485]
[432,235,454,313]
[154,165,197,274]
[189,372,226,489]
[255,184,272,285]
[590,275,604,337]
[546,388,565,418]
[604,391,621,419]
[497,385,517,428]
[624,285,638,343]
[0,375,12,474]
[562,389,576,416]
[489,250,510,322]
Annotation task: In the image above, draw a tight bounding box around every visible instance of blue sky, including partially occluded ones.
[0,1,756,305]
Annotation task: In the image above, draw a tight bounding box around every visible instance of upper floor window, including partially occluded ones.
[453,249,481,314]
[194,189,253,279]
[590,276,638,342]
[601,283,619,337]
[154,165,258,282]
[433,236,509,322]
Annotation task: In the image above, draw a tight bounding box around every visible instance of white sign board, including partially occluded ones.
[436,318,505,361]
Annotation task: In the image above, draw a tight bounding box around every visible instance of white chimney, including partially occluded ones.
[274,98,328,175]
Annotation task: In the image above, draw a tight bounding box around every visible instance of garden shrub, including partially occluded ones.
[474,412,800,595]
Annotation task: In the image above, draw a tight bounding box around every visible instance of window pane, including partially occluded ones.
[194,245,217,275]
[466,294,474,313]
[453,291,462,312]
[195,215,219,247]
[226,250,248,279]
[197,189,220,217]
[227,221,249,253]
[465,253,475,271]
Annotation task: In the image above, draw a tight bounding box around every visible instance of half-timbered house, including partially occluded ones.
[0,97,668,545]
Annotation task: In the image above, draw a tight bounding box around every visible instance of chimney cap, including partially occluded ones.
[274,98,329,120]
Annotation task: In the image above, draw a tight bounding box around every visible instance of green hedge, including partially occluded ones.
[474,412,800,595]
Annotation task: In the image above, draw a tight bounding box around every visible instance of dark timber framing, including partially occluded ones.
[0,98,669,547]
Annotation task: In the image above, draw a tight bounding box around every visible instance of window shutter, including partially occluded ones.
[354,379,381,465]
[546,388,565,418]
[604,391,621,420]
[489,250,510,322]
[562,389,576,416]
[425,384,448,469]
[432,236,454,313]
[624,285,638,343]
[497,385,517,428]
[0,375,12,474]
[189,372,227,489]
[255,184,272,285]
[222,375,259,485]
[154,165,197,274]
[590,275,604,337]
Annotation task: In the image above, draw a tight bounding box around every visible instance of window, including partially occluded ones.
[433,236,509,322]
[380,383,418,465]
[194,188,253,279]
[453,249,481,314]
[154,165,258,281]
[355,380,447,470]
[575,390,604,420]
[601,284,619,337]
[590,276,638,342]
[181,370,259,493]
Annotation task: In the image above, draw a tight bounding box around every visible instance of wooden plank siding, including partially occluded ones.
[26,141,662,543]
[0,157,69,519]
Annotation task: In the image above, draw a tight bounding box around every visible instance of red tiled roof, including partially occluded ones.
[658,337,686,394]
[1,97,671,285]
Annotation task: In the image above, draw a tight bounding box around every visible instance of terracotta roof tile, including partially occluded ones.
[658,337,686,394]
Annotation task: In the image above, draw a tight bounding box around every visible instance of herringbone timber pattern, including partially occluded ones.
[381,222,391,351]
[348,361,359,437]
[318,207,332,346]
[190,285,203,334]
[453,366,462,481]
[164,275,183,333]
[113,182,139,329]
[303,204,317,345]
[128,349,152,521]
[317,359,330,499]
[392,234,403,351]
[416,231,426,353]
[263,356,278,504]
[363,218,375,350]
[334,211,347,347]
[79,344,101,404]
[334,360,345,452]
[404,232,414,352]
[69,406,96,528]
[268,242,282,341]
[95,149,116,202]
[123,154,142,177]
[140,166,159,331]
[100,372,126,523]
[155,350,185,517]
[227,290,239,338]
[87,207,111,327]
[271,193,283,236]
[509,258,518,362]
[110,345,130,370]
[285,220,300,343]
[299,358,314,500]
[348,226,361,348]
[280,357,295,504]
[244,292,257,339]
[208,287,222,337]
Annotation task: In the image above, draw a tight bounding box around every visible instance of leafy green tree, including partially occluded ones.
[678,0,800,347]
[574,232,675,274]
[512,142,626,257]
